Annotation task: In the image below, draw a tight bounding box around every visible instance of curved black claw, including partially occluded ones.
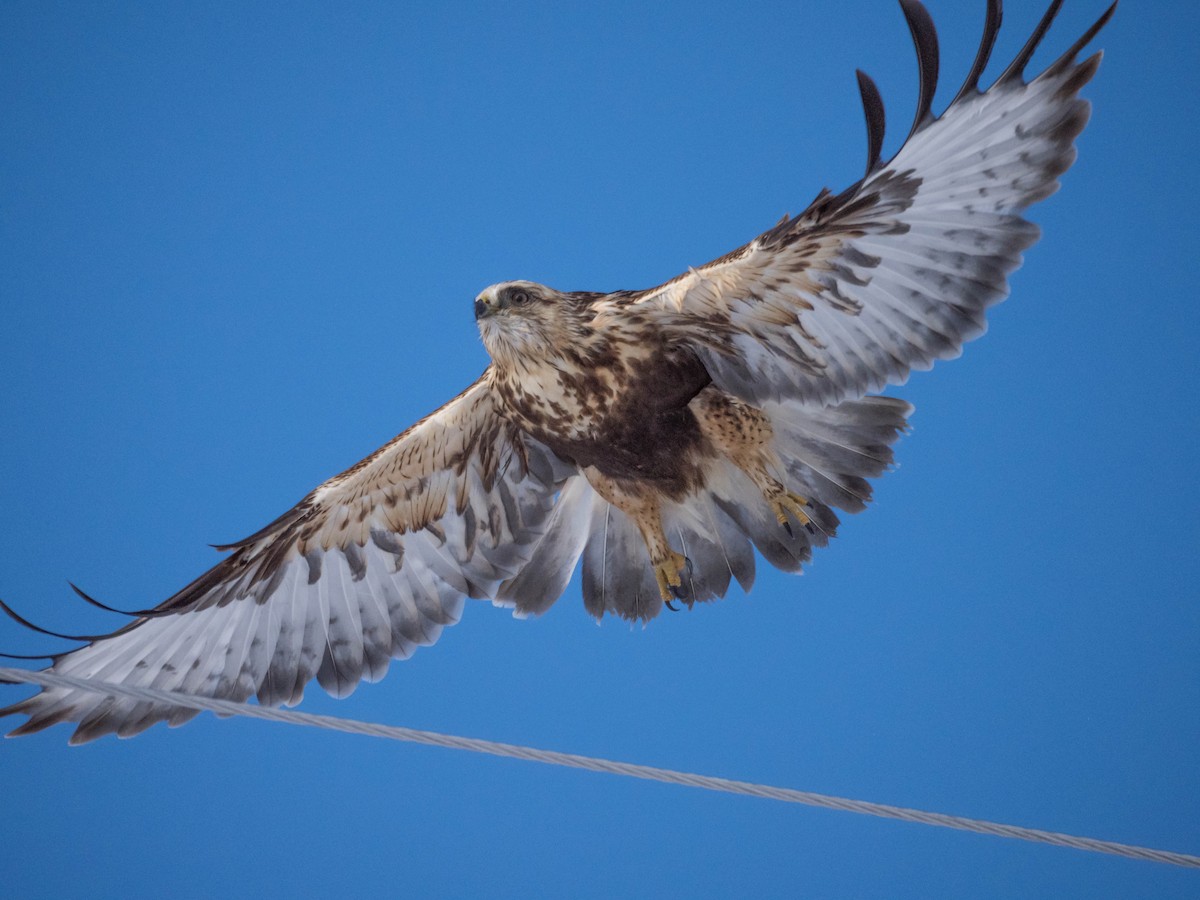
[781,513,817,538]
[668,557,698,608]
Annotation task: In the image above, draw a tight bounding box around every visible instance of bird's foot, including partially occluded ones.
[652,550,688,602]
[769,488,812,537]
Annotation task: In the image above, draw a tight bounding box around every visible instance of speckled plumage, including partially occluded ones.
[2,0,1114,742]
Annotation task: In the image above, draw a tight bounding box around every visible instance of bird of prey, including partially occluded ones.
[1,0,1115,743]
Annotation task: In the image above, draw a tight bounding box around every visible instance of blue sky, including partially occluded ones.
[1,1,1197,897]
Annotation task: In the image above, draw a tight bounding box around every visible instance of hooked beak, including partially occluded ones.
[474,296,490,320]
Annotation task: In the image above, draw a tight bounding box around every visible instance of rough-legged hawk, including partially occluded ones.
[2,0,1116,742]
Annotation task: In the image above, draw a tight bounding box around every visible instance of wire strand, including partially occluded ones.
[2,665,1197,870]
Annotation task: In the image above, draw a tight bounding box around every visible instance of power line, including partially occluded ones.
[2,666,1197,870]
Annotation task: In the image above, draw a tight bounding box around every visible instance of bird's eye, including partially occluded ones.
[509,289,531,306]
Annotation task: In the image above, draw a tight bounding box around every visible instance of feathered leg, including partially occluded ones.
[580,466,686,601]
[690,387,813,536]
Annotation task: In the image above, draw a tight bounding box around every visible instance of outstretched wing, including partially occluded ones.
[618,0,1114,406]
[2,374,570,743]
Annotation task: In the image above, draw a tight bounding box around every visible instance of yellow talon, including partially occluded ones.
[772,491,811,528]
[652,551,687,601]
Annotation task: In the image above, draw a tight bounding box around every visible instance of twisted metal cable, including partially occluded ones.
[2,666,1197,869]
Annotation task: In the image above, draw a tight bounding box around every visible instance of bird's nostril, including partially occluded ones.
[474,299,487,319]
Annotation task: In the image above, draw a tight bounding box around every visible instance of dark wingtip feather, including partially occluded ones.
[5,708,78,737]
[855,70,886,176]
[1044,1,1117,78]
[69,581,168,619]
[0,596,116,643]
[209,500,312,553]
[950,0,1003,105]
[998,0,1065,84]
[898,0,940,142]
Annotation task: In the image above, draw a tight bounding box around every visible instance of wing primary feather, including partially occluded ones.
[0,596,126,643]
[208,500,312,553]
[855,70,886,176]
[997,0,1065,84]
[1044,2,1117,78]
[950,0,1003,105]
[898,0,940,143]
[68,582,169,619]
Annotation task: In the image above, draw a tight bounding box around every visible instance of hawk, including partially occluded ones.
[2,0,1115,742]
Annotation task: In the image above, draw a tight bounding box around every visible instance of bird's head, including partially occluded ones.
[474,280,594,369]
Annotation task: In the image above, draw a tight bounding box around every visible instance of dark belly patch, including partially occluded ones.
[543,403,708,497]
[536,347,712,497]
